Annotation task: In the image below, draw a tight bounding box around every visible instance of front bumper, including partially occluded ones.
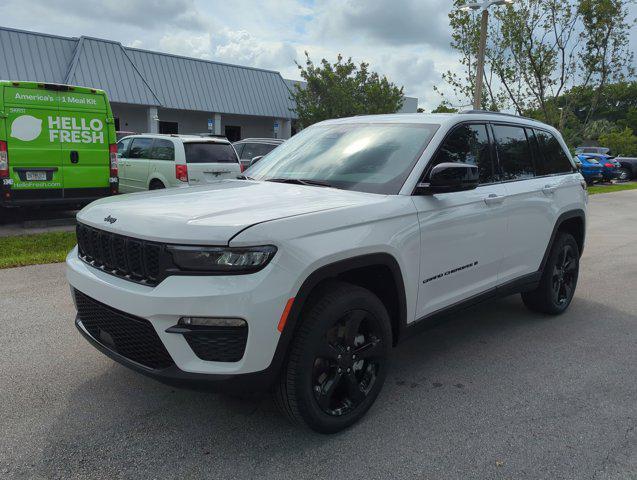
[66,246,297,389]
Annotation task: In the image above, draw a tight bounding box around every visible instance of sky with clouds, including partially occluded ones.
[1,0,636,110]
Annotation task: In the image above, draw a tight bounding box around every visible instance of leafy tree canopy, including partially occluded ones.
[291,52,404,128]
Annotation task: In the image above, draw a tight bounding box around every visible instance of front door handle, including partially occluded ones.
[484,193,505,205]
[70,151,79,164]
[542,185,557,195]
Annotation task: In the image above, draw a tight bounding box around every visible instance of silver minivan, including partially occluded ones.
[116,134,242,192]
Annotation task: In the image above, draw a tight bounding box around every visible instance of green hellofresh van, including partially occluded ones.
[0,81,118,206]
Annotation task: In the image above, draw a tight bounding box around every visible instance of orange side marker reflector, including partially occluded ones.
[277,298,295,332]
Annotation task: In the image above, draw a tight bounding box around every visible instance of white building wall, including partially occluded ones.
[221,114,280,139]
[111,103,149,133]
[111,104,293,140]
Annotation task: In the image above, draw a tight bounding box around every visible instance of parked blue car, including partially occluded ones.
[578,154,620,181]
[574,155,603,185]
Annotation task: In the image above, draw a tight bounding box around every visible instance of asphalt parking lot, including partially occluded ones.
[1,191,636,480]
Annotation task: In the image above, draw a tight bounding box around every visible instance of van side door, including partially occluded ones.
[148,138,176,188]
[413,123,508,319]
[125,137,152,191]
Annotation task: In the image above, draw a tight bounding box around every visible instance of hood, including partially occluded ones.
[77,180,384,244]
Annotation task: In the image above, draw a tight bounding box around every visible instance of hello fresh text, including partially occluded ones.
[48,116,104,144]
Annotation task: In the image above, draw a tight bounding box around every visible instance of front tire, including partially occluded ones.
[522,233,580,315]
[274,281,392,433]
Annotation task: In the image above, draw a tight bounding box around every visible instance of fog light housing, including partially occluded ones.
[178,317,247,328]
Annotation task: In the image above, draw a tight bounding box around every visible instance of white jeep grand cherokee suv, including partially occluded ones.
[67,112,587,433]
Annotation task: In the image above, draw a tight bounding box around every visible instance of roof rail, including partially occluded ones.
[459,109,539,123]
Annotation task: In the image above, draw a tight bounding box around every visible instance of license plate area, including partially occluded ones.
[26,171,47,181]
[14,167,56,182]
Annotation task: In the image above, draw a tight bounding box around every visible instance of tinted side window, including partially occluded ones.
[233,143,244,157]
[184,143,239,164]
[151,139,175,161]
[128,138,153,159]
[534,130,573,175]
[241,143,260,160]
[117,137,131,158]
[431,124,494,184]
[493,125,535,180]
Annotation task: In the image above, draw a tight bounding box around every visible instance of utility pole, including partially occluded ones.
[461,0,515,110]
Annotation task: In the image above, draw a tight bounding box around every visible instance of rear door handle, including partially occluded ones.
[484,193,505,205]
[70,151,79,164]
[542,185,557,195]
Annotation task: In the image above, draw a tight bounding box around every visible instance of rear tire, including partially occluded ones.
[149,180,165,190]
[522,233,579,315]
[274,281,392,433]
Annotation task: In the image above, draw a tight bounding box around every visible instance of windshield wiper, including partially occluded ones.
[265,178,334,188]
[236,174,255,180]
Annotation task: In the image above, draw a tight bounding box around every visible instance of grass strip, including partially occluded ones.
[0,231,76,269]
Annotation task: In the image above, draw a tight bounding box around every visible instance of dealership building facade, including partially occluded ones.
[0,27,418,141]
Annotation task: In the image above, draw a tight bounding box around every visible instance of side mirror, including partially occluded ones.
[249,155,264,167]
[415,162,479,195]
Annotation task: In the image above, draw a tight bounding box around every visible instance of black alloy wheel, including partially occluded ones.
[275,281,391,433]
[522,232,580,315]
[551,243,577,307]
[312,309,384,417]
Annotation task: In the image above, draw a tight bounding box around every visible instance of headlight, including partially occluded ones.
[167,245,277,273]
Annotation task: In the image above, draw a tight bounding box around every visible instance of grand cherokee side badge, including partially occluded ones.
[104,215,117,224]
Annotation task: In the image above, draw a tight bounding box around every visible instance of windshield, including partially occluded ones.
[245,123,439,194]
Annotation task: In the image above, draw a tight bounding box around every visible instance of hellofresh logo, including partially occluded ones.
[10,115,43,141]
[48,116,104,144]
[10,115,104,144]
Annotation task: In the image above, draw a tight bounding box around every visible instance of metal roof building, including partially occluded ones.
[0,26,418,140]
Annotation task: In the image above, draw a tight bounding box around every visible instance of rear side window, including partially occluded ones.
[534,130,573,175]
[151,139,175,161]
[233,143,245,157]
[430,123,495,184]
[184,143,238,164]
[128,138,153,159]
[241,143,277,159]
[493,125,535,181]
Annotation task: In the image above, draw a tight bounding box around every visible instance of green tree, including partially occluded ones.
[443,0,634,130]
[431,102,459,113]
[599,127,637,156]
[291,52,404,128]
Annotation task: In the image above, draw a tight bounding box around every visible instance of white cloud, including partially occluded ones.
[214,30,299,71]
[159,33,214,60]
[12,0,632,111]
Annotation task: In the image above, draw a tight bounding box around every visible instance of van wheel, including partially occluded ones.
[522,233,579,315]
[149,180,165,190]
[274,281,391,433]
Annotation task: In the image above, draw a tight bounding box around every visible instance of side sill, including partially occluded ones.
[397,271,540,343]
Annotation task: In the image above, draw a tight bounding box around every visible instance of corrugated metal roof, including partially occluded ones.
[0,27,76,83]
[0,26,296,119]
[126,48,296,118]
[65,37,161,106]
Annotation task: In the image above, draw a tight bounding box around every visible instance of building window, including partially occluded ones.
[159,121,178,134]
